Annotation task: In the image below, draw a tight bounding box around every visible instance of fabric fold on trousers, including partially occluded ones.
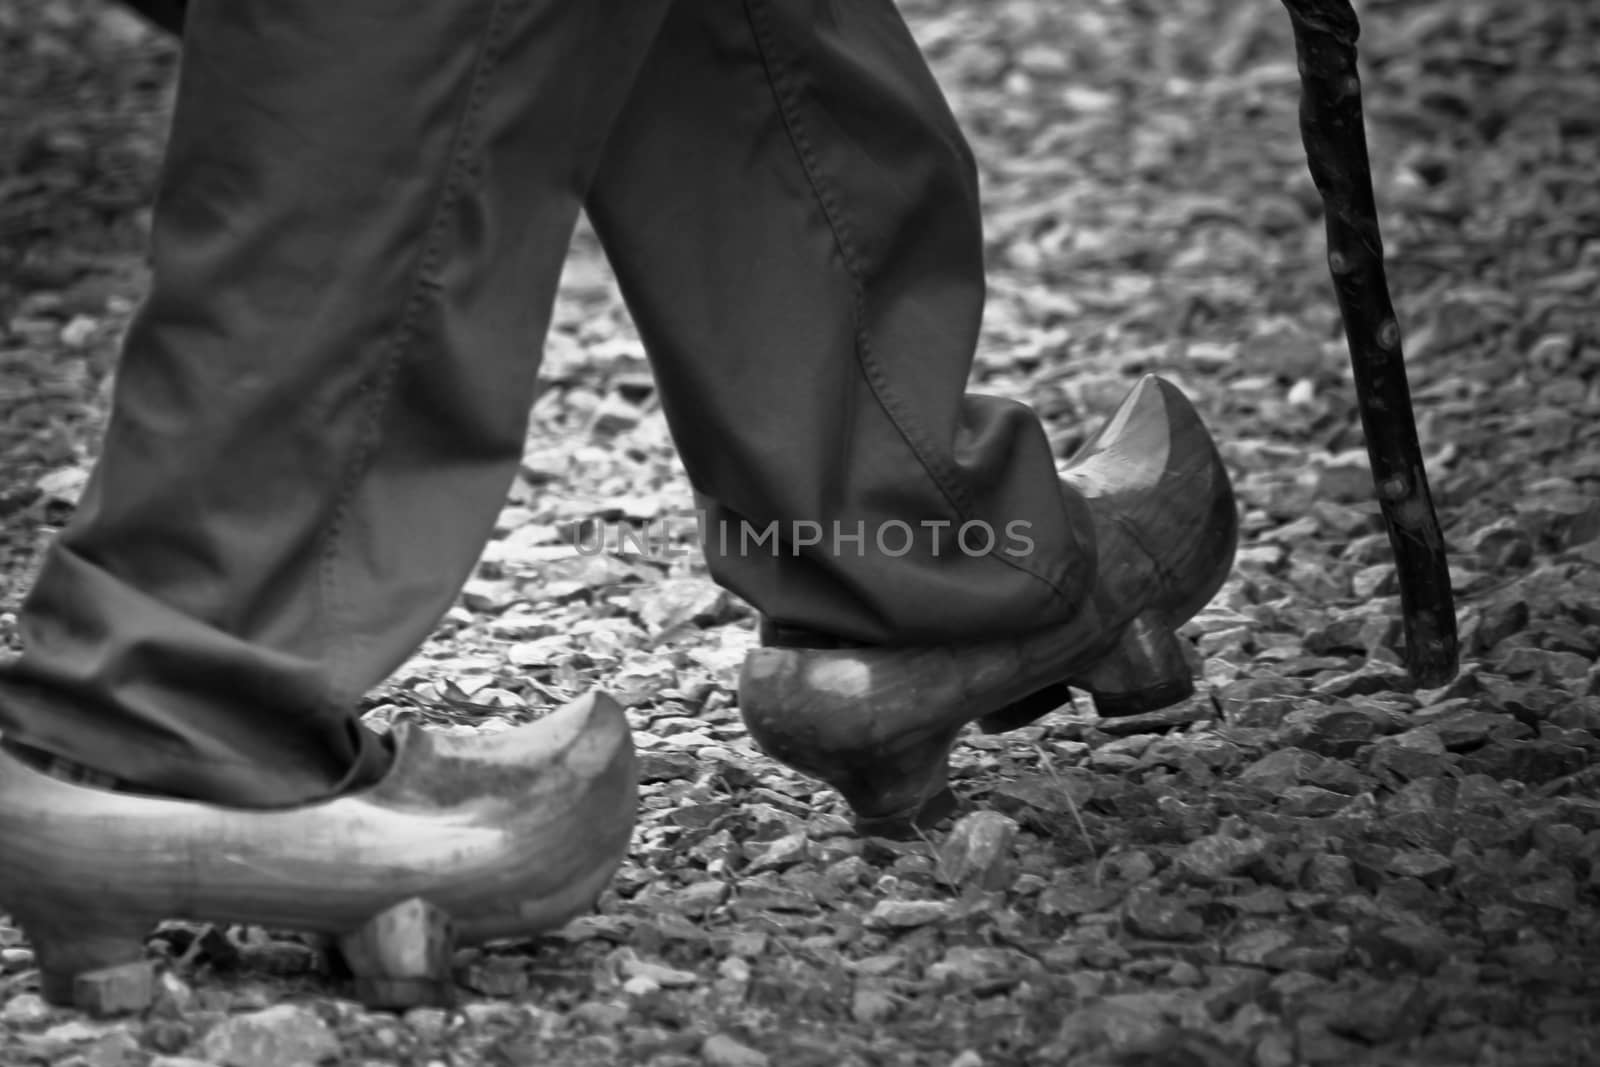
[586,0,1095,645]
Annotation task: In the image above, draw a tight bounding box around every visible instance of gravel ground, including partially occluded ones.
[2,0,1599,1063]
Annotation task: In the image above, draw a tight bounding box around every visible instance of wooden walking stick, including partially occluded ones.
[1280,0,1458,686]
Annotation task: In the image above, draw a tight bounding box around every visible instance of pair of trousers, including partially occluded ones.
[0,0,1096,807]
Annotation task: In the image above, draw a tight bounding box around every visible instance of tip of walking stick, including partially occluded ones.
[1402,618,1459,688]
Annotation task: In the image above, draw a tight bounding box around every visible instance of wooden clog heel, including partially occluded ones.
[1068,610,1196,717]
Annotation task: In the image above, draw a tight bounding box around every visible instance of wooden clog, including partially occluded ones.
[0,691,637,1011]
[740,375,1237,835]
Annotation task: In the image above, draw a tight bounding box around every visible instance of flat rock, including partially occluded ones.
[1295,1019,1375,1065]
[1491,646,1592,685]
[1303,614,1372,656]
[1386,850,1455,888]
[1478,678,1569,721]
[1310,662,1414,700]
[1554,797,1600,831]
[1052,993,1186,1057]
[1141,735,1244,773]
[1511,878,1578,914]
[1038,881,1124,918]
[1277,785,1353,817]
[1430,709,1515,750]
[1301,853,1357,894]
[1466,520,1534,570]
[745,832,809,873]
[1122,889,1206,941]
[1,993,53,1027]
[1238,747,1316,792]
[1281,705,1387,757]
[1352,923,1455,976]
[701,1033,770,1067]
[1386,777,1456,815]
[670,879,730,916]
[1454,774,1514,813]
[1177,832,1269,882]
[1228,885,1290,915]
[638,749,699,783]
[618,950,699,989]
[456,955,529,998]
[1224,927,1296,966]
[1217,676,1304,727]
[926,946,1030,990]
[1302,756,1373,795]
[1322,979,1433,1044]
[1368,743,1454,782]
[939,811,1019,891]
[850,987,897,1024]
[990,772,1094,819]
[78,1028,144,1067]
[1471,599,1533,654]
[196,1004,340,1067]
[864,900,953,930]
[1084,702,1211,737]
[1460,739,1587,784]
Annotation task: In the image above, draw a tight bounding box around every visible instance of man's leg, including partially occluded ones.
[586,0,1098,646]
[587,0,1234,839]
[0,0,675,806]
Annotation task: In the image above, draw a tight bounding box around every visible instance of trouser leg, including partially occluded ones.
[0,0,674,805]
[586,0,1097,646]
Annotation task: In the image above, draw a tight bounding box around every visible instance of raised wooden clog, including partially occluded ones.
[740,375,1237,835]
[0,691,637,1012]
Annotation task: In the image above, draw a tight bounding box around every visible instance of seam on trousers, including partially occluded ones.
[742,0,1070,598]
[315,0,511,714]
